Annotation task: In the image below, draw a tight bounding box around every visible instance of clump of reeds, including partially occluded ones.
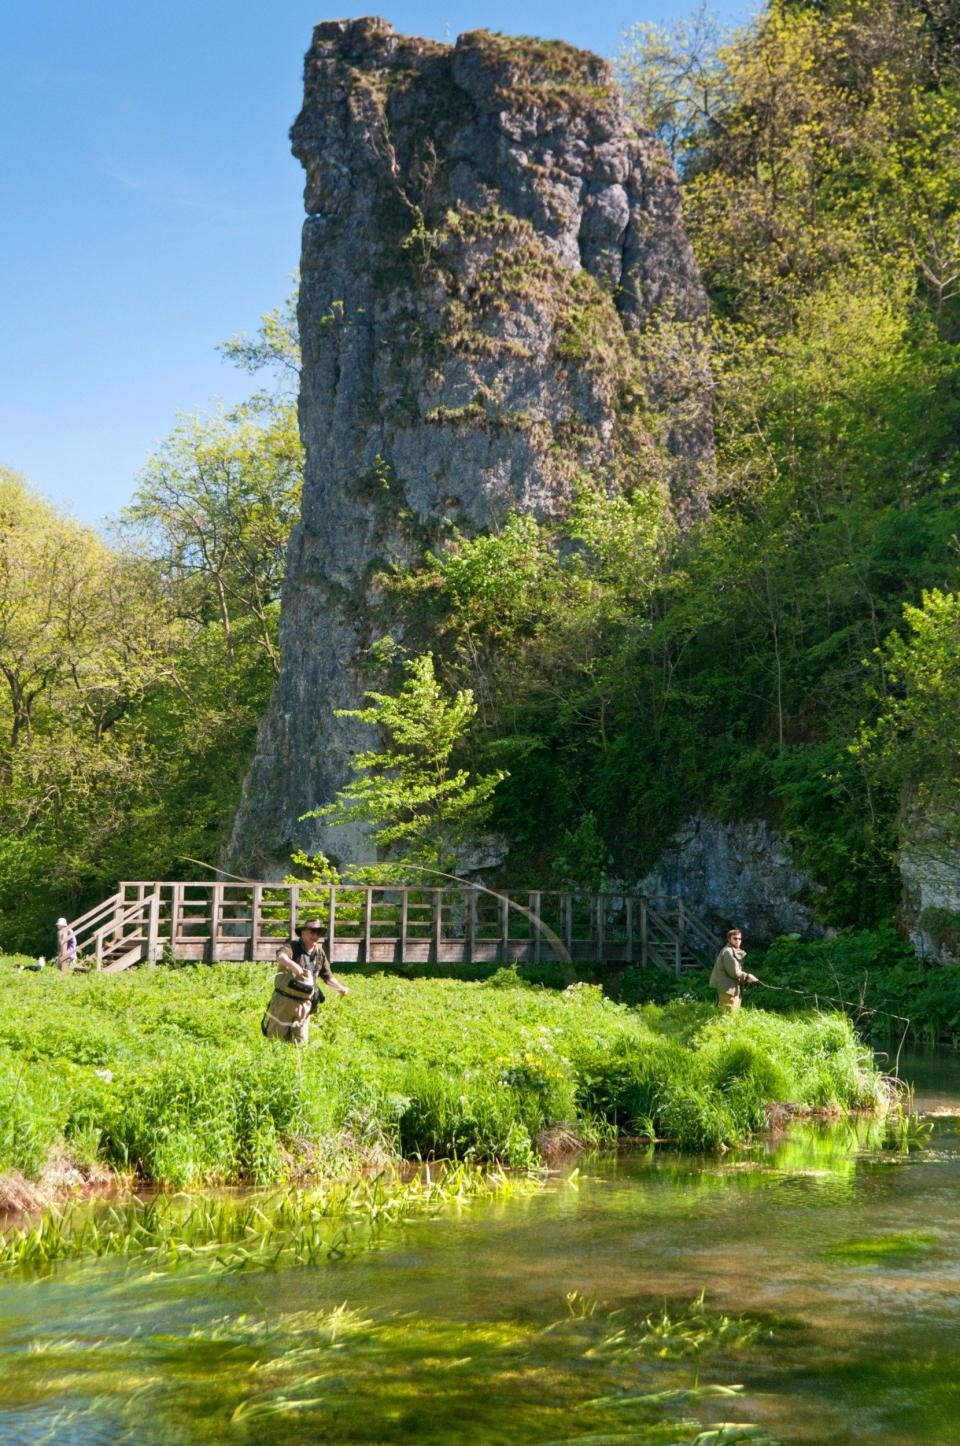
[0,1163,532,1274]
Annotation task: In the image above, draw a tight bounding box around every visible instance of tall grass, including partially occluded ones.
[0,1164,532,1274]
[0,963,885,1188]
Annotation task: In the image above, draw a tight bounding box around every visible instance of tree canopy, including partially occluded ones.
[0,297,301,951]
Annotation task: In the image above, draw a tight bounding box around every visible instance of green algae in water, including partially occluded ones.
[826,1230,940,1262]
[0,1296,782,1445]
[4,1077,960,1443]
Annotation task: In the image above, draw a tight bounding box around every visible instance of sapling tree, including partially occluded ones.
[305,652,506,877]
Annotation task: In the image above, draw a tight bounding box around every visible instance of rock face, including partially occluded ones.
[227,17,710,875]
[898,793,960,961]
[640,816,827,945]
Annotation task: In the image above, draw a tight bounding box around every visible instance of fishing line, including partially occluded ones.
[336,863,574,966]
[178,857,258,884]
[751,977,911,1080]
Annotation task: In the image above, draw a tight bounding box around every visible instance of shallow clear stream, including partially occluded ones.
[3,1051,960,1444]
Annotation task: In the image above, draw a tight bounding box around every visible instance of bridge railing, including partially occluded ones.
[106,882,716,972]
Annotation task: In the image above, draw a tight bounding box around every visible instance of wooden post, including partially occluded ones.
[133,884,145,952]
[563,893,573,959]
[432,890,442,962]
[147,892,160,964]
[499,892,510,964]
[250,884,262,961]
[626,897,635,964]
[640,897,648,969]
[288,885,298,939]
[95,928,104,971]
[400,889,409,964]
[171,883,182,959]
[211,883,224,962]
[531,891,541,964]
[364,887,373,965]
[467,889,477,963]
[675,896,683,976]
[596,894,605,965]
[161,883,172,953]
[327,885,335,964]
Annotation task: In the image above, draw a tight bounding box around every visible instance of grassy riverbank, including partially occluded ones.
[0,961,885,1196]
[611,929,960,1045]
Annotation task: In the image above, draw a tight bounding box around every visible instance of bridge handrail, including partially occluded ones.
[71,891,123,942]
[90,892,161,968]
[682,912,718,954]
[119,881,692,905]
[75,881,716,975]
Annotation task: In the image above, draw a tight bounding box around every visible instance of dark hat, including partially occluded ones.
[298,918,324,932]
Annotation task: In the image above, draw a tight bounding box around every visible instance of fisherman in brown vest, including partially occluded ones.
[261,918,349,1045]
[709,927,757,1010]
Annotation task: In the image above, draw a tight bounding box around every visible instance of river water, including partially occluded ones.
[3,1050,960,1444]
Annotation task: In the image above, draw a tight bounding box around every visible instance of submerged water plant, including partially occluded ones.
[826,1230,940,1263]
[0,1291,783,1443]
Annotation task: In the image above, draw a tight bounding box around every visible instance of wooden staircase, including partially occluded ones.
[69,891,162,973]
[68,883,717,976]
[645,898,719,975]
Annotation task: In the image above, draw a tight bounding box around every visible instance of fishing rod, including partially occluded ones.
[749,976,912,1080]
[334,863,574,966]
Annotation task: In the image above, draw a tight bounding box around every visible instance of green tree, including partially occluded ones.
[618,6,730,160]
[307,653,507,875]
[217,285,301,413]
[122,408,301,674]
[859,589,960,790]
[0,470,192,945]
[628,0,960,335]
[0,288,304,950]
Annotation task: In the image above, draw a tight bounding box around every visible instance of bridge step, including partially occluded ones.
[101,945,146,974]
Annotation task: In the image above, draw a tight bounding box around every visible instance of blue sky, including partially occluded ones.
[2,1,750,525]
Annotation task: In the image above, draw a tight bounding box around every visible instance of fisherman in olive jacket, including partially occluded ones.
[709,927,757,1010]
[261,918,349,1045]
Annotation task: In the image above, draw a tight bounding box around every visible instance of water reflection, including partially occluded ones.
[1,1051,959,1443]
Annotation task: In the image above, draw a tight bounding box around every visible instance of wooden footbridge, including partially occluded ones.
[68,881,718,978]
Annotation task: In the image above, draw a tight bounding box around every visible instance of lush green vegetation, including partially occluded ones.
[0,965,883,1188]
[0,299,300,953]
[372,0,960,926]
[576,928,960,1046]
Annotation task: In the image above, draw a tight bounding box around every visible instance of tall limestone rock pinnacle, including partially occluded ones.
[227,16,711,875]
